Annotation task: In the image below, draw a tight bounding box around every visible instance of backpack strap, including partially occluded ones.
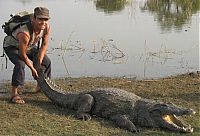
[1,38,8,69]
[0,50,8,69]
[8,21,33,46]
[25,21,33,46]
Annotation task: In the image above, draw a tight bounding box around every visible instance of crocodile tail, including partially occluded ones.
[37,69,67,105]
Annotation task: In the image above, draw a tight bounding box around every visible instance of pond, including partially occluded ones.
[0,0,199,81]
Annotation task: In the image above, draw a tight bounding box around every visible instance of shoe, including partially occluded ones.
[9,95,25,104]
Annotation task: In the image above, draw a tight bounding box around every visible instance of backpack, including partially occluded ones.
[1,11,34,69]
[2,11,33,36]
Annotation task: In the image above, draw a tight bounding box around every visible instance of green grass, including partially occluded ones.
[0,73,199,136]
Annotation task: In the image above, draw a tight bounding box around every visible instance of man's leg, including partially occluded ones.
[10,86,25,104]
[4,46,26,103]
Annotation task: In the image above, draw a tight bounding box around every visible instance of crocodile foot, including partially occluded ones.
[75,113,91,121]
[112,114,138,132]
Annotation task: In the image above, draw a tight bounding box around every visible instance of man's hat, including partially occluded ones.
[34,7,50,19]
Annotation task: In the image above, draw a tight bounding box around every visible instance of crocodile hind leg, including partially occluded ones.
[111,114,138,132]
[75,94,94,121]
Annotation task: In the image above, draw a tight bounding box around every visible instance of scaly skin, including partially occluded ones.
[33,52,195,133]
[36,70,195,133]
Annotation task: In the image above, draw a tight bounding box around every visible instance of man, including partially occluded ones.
[3,7,51,104]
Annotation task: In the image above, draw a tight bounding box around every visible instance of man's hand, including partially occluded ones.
[31,68,39,80]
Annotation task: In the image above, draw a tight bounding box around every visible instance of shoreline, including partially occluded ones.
[0,70,199,84]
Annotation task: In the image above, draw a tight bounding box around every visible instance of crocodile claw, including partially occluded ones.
[76,113,91,121]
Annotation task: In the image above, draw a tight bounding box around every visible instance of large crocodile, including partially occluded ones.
[35,67,195,133]
[33,52,195,133]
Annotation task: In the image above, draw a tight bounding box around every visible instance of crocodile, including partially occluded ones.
[33,53,195,133]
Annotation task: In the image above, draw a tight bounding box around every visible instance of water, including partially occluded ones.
[0,0,199,81]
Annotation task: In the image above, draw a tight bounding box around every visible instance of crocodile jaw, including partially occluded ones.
[162,114,194,133]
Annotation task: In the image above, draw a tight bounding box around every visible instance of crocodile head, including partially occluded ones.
[148,102,195,133]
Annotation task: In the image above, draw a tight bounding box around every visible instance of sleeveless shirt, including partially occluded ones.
[3,23,48,53]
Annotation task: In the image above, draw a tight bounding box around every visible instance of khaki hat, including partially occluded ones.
[34,7,50,19]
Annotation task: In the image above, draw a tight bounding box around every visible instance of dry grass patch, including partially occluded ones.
[0,73,199,136]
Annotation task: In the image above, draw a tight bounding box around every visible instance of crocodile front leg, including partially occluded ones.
[75,94,94,121]
[111,114,138,132]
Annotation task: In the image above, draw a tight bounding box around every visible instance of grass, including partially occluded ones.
[0,73,199,136]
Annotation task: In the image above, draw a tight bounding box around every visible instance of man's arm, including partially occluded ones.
[17,32,38,79]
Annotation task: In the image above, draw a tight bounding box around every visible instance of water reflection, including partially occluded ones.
[0,0,198,81]
[141,0,200,32]
[140,43,198,78]
[15,0,32,5]
[52,38,127,63]
[95,0,128,14]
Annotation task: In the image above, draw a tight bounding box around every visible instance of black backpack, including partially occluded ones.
[1,11,34,68]
[2,11,33,37]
